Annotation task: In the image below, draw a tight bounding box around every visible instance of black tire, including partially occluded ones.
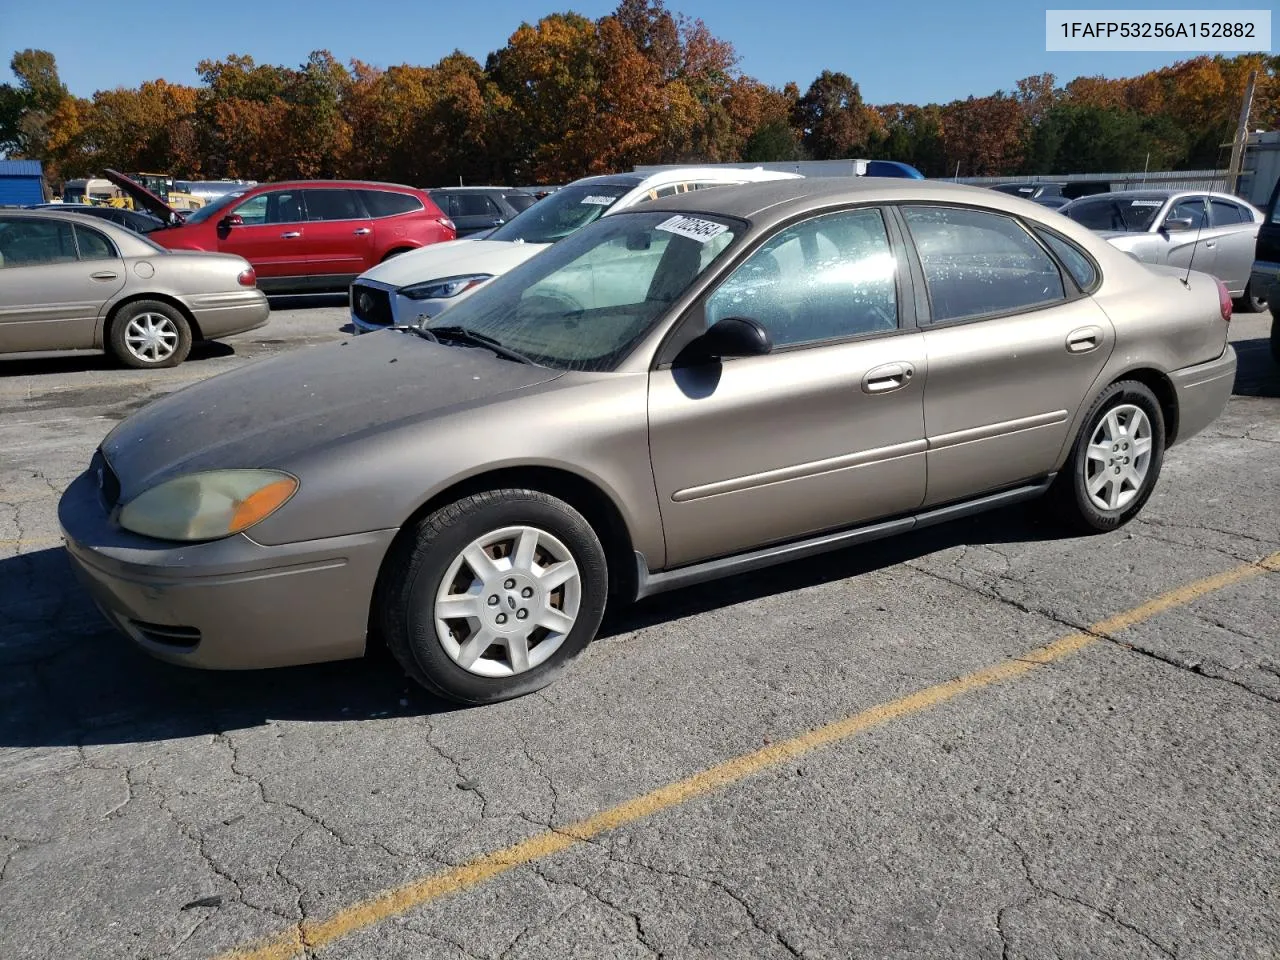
[379,489,608,705]
[1233,282,1266,315]
[1048,380,1166,533]
[108,300,192,369]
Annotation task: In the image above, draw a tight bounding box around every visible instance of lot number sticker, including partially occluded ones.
[656,215,729,243]
[580,195,616,205]
[1129,199,1164,206]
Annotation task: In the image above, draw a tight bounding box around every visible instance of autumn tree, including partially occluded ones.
[793,71,876,160]
[941,92,1026,177]
[0,49,72,169]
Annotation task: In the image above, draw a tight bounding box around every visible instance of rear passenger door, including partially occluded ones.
[300,188,374,279]
[899,205,1115,506]
[1207,197,1256,294]
[0,217,125,353]
[452,193,508,236]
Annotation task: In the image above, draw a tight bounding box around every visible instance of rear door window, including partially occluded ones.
[303,189,363,221]
[902,205,1066,322]
[363,190,424,218]
[73,225,117,260]
[455,193,499,217]
[1209,199,1245,226]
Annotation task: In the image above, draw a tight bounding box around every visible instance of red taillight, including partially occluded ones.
[1215,278,1232,323]
[237,267,257,288]
[438,217,456,234]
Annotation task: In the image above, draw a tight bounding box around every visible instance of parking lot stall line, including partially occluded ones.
[217,550,1279,960]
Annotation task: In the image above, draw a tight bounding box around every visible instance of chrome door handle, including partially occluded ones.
[281,231,302,238]
[1204,241,1216,248]
[1066,326,1102,353]
[89,271,119,281]
[353,227,371,236]
[862,362,914,394]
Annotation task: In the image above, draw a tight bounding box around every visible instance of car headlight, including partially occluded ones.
[400,274,493,300]
[117,469,298,542]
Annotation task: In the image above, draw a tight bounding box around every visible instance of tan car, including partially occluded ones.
[0,209,268,368]
[59,179,1237,703]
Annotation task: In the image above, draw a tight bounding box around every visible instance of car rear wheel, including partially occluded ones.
[109,300,192,369]
[380,489,608,704]
[1048,380,1165,533]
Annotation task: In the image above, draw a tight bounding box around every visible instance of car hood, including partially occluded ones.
[358,239,549,289]
[103,169,177,223]
[101,332,562,500]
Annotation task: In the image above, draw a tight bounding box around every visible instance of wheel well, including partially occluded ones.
[105,293,203,344]
[383,466,638,603]
[380,247,416,262]
[1116,368,1179,444]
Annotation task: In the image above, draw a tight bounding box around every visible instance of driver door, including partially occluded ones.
[1159,195,1217,276]
[218,189,309,283]
[646,207,927,567]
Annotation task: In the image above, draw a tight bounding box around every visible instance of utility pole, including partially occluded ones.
[1226,69,1257,196]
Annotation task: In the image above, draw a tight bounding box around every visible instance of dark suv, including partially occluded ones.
[1252,176,1280,362]
[428,187,537,237]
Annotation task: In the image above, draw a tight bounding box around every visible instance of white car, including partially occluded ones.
[348,167,801,333]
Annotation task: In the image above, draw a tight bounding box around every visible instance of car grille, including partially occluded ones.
[351,283,393,328]
[91,448,120,509]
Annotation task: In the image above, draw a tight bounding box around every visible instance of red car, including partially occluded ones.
[105,171,456,294]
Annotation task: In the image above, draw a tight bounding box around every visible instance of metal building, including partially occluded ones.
[0,159,46,205]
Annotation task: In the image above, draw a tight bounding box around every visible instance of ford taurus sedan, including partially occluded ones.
[1062,189,1265,312]
[60,179,1237,704]
[1,209,268,368]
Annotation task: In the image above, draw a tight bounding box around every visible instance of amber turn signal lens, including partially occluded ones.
[229,477,298,532]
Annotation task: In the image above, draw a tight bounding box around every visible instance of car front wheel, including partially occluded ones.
[380,489,608,704]
[1049,380,1166,533]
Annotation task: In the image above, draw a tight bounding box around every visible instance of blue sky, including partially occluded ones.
[0,0,1259,104]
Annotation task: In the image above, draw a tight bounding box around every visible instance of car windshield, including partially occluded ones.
[179,191,248,225]
[1065,196,1165,232]
[424,210,742,371]
[487,181,637,244]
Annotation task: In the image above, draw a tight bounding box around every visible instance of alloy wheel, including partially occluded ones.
[433,525,581,677]
[1084,403,1153,511]
[123,312,180,364]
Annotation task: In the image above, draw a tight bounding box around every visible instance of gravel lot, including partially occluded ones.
[1,301,1277,960]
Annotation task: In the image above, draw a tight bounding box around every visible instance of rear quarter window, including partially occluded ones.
[361,190,425,218]
[1033,227,1098,292]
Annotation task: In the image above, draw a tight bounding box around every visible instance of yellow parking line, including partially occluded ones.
[217,551,1279,960]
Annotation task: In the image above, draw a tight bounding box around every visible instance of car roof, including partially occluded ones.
[430,186,530,193]
[621,176,1062,227]
[242,180,422,192]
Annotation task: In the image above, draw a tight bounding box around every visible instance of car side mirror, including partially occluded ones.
[219,214,243,229]
[697,317,772,359]
[1162,216,1194,233]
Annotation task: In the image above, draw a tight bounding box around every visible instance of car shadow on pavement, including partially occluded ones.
[266,293,348,311]
[0,341,236,379]
[0,503,1061,750]
[1231,336,1279,398]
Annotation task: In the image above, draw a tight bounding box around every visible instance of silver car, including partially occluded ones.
[0,209,269,368]
[1062,190,1266,311]
[60,179,1236,704]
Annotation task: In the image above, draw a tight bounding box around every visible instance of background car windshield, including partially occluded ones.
[180,191,247,225]
[426,211,740,371]
[1065,196,1163,232]
[487,182,636,244]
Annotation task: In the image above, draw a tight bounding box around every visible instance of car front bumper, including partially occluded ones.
[350,280,453,335]
[1169,345,1236,447]
[58,470,397,670]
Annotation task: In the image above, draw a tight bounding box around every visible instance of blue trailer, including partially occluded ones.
[0,160,46,205]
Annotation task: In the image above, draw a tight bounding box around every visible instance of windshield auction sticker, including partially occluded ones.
[1046,10,1271,50]
[580,195,616,205]
[656,216,730,243]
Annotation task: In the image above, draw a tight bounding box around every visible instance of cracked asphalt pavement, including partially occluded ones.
[1,303,1277,960]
